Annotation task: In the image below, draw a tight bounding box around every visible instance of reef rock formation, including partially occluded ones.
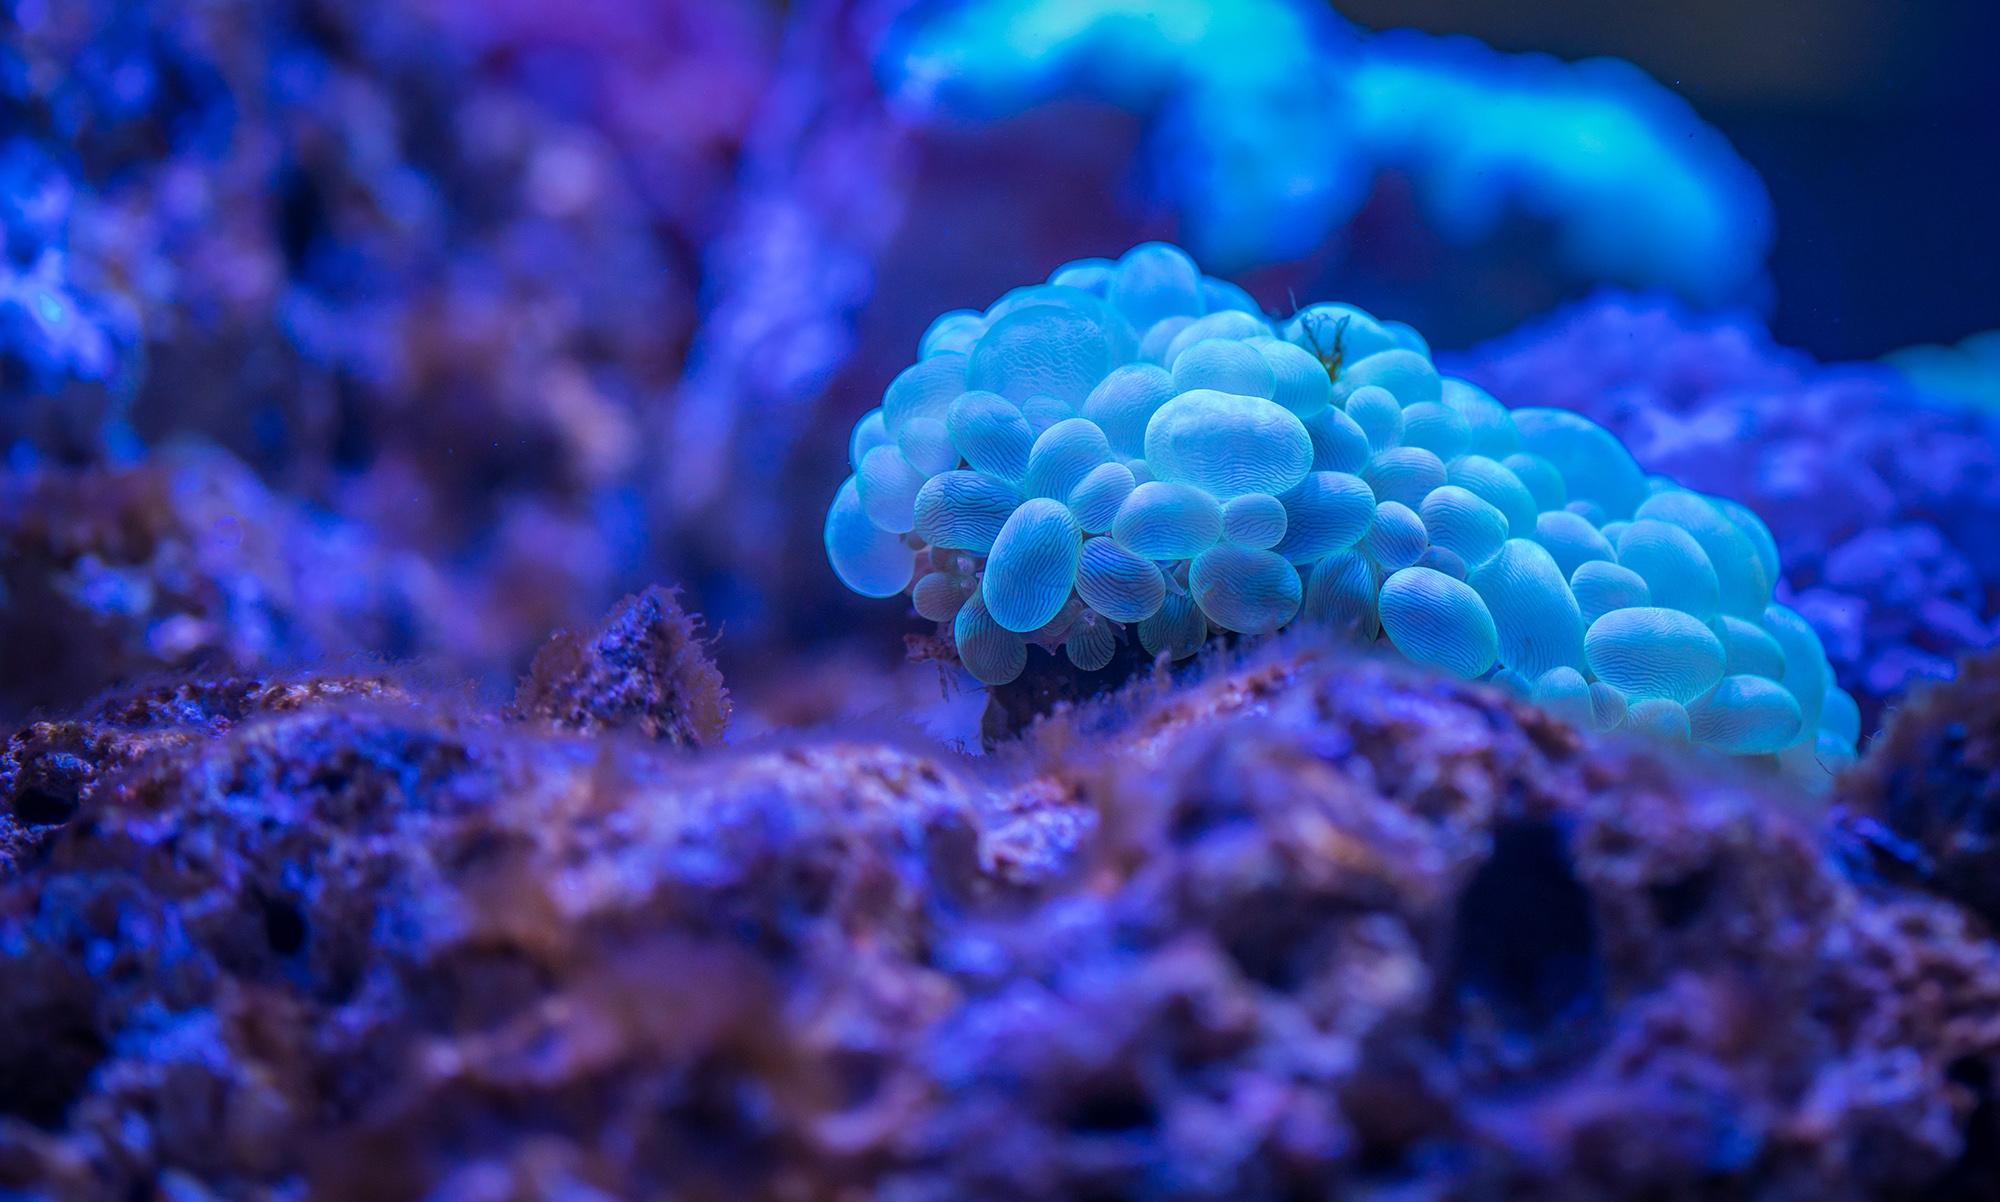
[1839,646,2000,932]
[2,621,1997,1200]
[0,445,435,718]
[511,586,730,746]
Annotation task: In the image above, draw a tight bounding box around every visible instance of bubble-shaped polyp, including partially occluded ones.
[1222,493,1288,550]
[1113,481,1223,560]
[1108,242,1203,330]
[1190,544,1302,633]
[1304,550,1379,643]
[969,304,1116,407]
[1470,540,1583,679]
[1616,519,1720,619]
[1570,560,1650,626]
[947,391,1035,482]
[1362,446,1447,510]
[826,242,1833,776]
[827,478,915,598]
[1688,674,1804,754]
[1366,502,1428,570]
[1584,607,1726,704]
[1069,462,1136,532]
[1378,567,1497,678]
[1173,338,1275,399]
[914,471,1021,553]
[983,499,1082,633]
[1274,472,1374,563]
[1023,418,1114,500]
[1077,537,1168,623]
[1081,364,1176,457]
[954,591,1027,685]
[1145,389,1313,501]
[1260,340,1332,418]
[1419,485,1507,569]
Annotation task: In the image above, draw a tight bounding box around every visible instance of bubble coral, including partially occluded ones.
[1451,295,2000,732]
[827,242,1854,779]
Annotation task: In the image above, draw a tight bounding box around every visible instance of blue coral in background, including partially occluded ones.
[826,242,1854,779]
[879,0,1771,302]
[1886,330,2000,412]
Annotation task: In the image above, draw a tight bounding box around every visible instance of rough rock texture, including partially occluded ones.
[0,445,435,718]
[3,634,1998,1200]
[1452,296,2000,735]
[1839,647,2000,932]
[511,586,730,746]
[0,672,405,875]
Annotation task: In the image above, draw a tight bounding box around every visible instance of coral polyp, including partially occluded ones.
[826,242,1854,778]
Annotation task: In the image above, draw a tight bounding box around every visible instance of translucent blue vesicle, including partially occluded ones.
[826,478,915,598]
[1446,455,1538,536]
[1420,485,1508,569]
[1360,446,1447,510]
[954,591,1027,685]
[1023,417,1114,500]
[1077,536,1168,623]
[1222,493,1288,549]
[968,304,1116,406]
[1401,401,1472,461]
[1080,363,1177,458]
[1304,405,1371,473]
[1069,461,1137,533]
[946,390,1036,482]
[1190,544,1303,634]
[1259,339,1333,418]
[857,445,929,533]
[1333,348,1441,409]
[982,498,1083,632]
[1583,606,1726,704]
[1688,674,1804,755]
[883,352,969,434]
[1173,337,1277,399]
[1469,538,1584,678]
[1366,501,1428,571]
[1378,566,1498,678]
[1144,389,1313,500]
[1531,510,1614,579]
[1112,480,1224,560]
[913,471,1023,553]
[1636,489,1773,620]
[1569,559,1650,627]
[1303,549,1381,643]
[1107,242,1204,331]
[1273,471,1375,563]
[1512,407,1648,520]
[1615,519,1721,620]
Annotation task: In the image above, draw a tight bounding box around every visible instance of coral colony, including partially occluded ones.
[828,243,1856,779]
[880,0,1770,299]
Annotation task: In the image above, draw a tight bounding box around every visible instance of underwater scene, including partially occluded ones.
[3,0,2000,1197]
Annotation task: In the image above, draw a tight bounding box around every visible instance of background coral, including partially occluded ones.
[881,0,1771,299]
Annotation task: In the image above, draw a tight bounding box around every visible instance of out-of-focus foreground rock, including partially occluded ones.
[3,615,1998,1201]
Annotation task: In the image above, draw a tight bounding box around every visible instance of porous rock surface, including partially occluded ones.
[1839,646,2000,935]
[2,627,1997,1200]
